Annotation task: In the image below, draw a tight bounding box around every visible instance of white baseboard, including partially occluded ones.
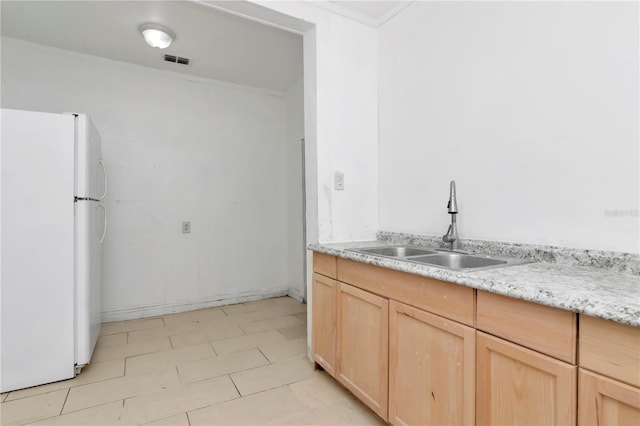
[101,287,289,323]
[287,286,305,303]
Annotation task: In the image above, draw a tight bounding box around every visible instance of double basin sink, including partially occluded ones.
[348,246,529,272]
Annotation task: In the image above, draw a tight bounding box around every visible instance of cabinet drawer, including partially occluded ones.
[313,253,337,279]
[477,291,576,363]
[579,315,640,388]
[337,258,475,326]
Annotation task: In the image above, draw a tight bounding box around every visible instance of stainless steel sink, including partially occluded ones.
[352,246,438,257]
[347,245,531,271]
[409,253,507,270]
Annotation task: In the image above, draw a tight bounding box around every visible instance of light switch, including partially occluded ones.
[334,172,344,191]
[182,221,191,233]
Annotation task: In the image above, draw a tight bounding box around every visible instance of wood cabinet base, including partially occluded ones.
[336,283,389,421]
[312,273,337,376]
[389,301,475,426]
[579,369,640,425]
[476,332,576,425]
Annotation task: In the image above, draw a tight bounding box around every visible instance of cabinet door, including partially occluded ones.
[477,332,576,426]
[389,301,475,426]
[579,369,640,425]
[337,283,389,420]
[312,273,337,376]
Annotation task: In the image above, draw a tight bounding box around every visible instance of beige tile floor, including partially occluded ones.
[0,297,385,426]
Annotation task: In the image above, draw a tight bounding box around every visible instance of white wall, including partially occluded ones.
[212,0,379,358]
[378,1,639,253]
[1,37,297,320]
[224,0,380,243]
[285,78,305,301]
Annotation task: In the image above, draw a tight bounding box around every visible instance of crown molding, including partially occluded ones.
[303,1,413,28]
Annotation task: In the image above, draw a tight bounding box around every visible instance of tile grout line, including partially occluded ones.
[16,408,66,426]
[57,394,131,417]
[59,388,71,415]
[183,353,272,386]
[36,399,129,424]
[8,299,306,425]
[123,355,130,376]
[257,347,274,364]
[275,329,289,340]
[4,368,128,403]
[5,333,307,404]
[101,319,164,337]
[209,342,218,357]
[188,382,290,422]
[26,414,58,425]
[130,319,222,343]
[228,374,243,398]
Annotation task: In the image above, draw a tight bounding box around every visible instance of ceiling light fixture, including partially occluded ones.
[139,23,175,49]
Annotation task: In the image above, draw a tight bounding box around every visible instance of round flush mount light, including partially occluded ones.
[139,23,175,49]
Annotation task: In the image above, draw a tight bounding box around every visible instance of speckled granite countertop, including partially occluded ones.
[309,233,640,327]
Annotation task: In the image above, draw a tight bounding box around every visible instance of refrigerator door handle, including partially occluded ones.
[99,159,108,201]
[98,202,107,244]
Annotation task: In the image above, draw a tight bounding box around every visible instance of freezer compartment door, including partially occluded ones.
[75,199,104,366]
[75,114,105,200]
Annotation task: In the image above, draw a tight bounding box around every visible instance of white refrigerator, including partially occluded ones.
[1,109,106,393]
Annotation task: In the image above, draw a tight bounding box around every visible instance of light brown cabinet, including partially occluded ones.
[579,369,640,425]
[578,315,640,425]
[312,253,476,424]
[476,291,578,425]
[388,300,475,425]
[311,272,337,376]
[476,332,576,425]
[311,252,639,426]
[579,315,640,388]
[313,252,337,279]
[336,283,389,420]
[337,257,475,326]
[477,290,576,364]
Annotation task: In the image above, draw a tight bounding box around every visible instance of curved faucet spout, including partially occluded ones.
[448,181,458,214]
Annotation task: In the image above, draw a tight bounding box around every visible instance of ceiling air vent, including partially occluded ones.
[163,54,190,66]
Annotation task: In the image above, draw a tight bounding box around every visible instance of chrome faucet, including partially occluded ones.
[442,180,459,250]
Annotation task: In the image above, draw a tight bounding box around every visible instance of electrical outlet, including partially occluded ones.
[334,172,344,191]
[182,221,191,234]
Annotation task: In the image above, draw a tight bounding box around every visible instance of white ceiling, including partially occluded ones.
[0,1,303,92]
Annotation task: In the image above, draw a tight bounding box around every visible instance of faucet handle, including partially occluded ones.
[443,224,453,243]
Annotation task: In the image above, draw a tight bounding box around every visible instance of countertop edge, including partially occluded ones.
[309,243,640,328]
